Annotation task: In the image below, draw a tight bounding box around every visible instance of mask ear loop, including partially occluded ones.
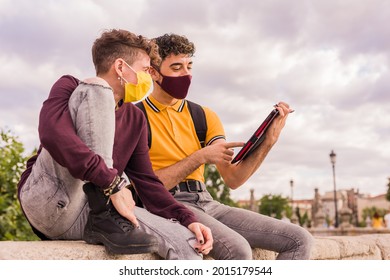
[122,59,140,86]
[122,60,138,73]
[117,59,132,86]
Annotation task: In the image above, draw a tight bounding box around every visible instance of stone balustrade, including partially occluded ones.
[1,233,390,260]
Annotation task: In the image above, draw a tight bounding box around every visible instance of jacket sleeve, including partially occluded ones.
[124,117,198,227]
[38,75,116,188]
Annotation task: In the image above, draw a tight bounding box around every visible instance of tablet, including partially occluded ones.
[231,108,279,164]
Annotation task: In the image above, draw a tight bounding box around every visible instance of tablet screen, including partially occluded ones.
[231,109,279,164]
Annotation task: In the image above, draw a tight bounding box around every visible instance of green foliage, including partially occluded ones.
[294,207,311,227]
[362,206,387,221]
[299,210,310,227]
[204,164,238,207]
[284,204,293,218]
[0,129,38,240]
[258,194,289,219]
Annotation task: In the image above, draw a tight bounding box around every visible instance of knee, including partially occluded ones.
[299,227,315,248]
[212,237,252,260]
[295,227,315,259]
[232,243,253,260]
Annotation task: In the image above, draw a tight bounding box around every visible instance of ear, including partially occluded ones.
[149,67,161,81]
[114,58,125,78]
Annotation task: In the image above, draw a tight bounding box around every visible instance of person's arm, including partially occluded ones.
[39,75,117,188]
[124,115,197,225]
[154,141,244,190]
[155,102,292,190]
[215,102,292,189]
[124,117,213,252]
[154,106,243,190]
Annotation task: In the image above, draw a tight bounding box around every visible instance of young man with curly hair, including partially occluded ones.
[18,29,213,259]
[138,33,314,260]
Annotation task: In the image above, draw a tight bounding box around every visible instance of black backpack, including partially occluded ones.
[135,100,208,148]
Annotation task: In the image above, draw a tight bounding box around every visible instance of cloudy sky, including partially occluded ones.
[1,0,389,201]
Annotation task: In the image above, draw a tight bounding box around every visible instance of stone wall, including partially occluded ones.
[310,227,390,237]
[1,234,390,260]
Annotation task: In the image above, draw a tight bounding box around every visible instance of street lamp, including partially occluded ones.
[329,150,339,228]
[290,179,299,225]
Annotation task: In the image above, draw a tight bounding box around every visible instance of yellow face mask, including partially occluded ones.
[121,61,152,103]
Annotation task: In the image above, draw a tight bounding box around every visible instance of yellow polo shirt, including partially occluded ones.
[142,95,225,182]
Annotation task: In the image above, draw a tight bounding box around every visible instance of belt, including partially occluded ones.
[169,180,206,194]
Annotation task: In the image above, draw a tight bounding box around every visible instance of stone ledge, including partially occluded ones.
[1,234,390,260]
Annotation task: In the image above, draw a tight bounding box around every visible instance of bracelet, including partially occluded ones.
[103,175,120,197]
[103,176,133,197]
[110,177,128,195]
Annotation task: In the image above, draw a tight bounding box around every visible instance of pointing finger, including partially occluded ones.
[225,142,245,149]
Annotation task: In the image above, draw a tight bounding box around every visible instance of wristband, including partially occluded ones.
[103,176,133,197]
[103,175,120,197]
[110,177,128,195]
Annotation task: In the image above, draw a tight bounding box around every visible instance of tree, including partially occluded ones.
[362,206,387,221]
[300,210,310,227]
[204,164,237,207]
[258,194,290,219]
[386,177,390,202]
[0,129,38,240]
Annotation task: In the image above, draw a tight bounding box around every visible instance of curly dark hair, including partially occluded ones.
[92,29,160,75]
[152,33,195,67]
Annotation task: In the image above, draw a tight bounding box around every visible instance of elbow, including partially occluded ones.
[224,177,244,190]
[228,183,240,190]
[39,131,53,147]
[39,130,51,148]
[38,114,55,147]
[223,168,253,189]
[219,167,246,190]
[39,126,57,149]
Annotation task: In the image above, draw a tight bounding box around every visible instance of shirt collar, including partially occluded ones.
[145,95,186,113]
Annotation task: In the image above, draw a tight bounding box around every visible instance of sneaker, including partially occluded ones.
[83,207,158,255]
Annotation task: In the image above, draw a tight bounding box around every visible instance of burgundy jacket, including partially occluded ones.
[18,75,197,228]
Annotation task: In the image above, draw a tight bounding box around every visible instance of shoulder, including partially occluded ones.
[132,102,148,119]
[186,100,219,119]
[44,75,80,103]
[200,105,222,125]
[186,101,225,142]
[48,75,79,97]
[120,102,147,124]
[201,106,218,117]
[53,75,80,88]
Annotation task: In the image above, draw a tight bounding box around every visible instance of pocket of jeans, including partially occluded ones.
[21,172,70,233]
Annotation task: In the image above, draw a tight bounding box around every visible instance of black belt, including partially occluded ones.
[169,180,206,194]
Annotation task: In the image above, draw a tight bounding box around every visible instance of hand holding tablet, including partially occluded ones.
[231,105,290,164]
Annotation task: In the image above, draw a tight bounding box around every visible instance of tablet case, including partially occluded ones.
[231,109,279,164]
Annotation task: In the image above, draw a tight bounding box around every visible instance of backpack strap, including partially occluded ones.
[135,102,152,148]
[136,99,207,148]
[186,100,207,148]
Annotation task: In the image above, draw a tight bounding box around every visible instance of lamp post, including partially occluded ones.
[329,150,339,228]
[290,179,294,206]
[289,179,299,224]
